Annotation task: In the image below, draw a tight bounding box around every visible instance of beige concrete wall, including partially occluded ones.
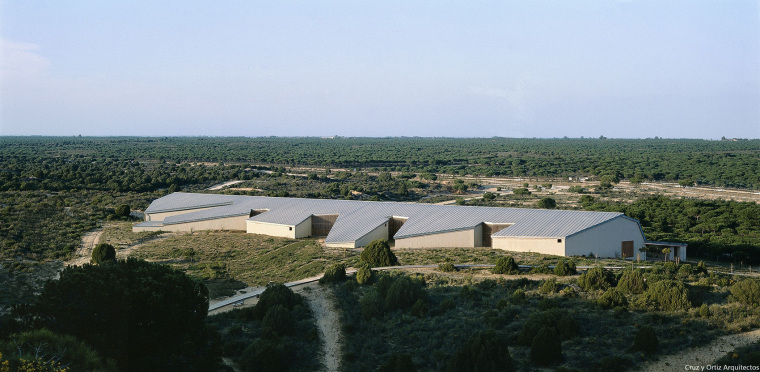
[247,221,297,238]
[154,215,248,232]
[294,218,312,238]
[355,223,390,248]
[145,207,217,222]
[565,217,646,258]
[394,228,476,249]
[325,241,357,248]
[133,224,164,232]
[492,237,565,256]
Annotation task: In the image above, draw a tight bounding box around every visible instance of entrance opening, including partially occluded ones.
[388,217,408,239]
[482,223,512,247]
[621,240,634,259]
[311,214,338,237]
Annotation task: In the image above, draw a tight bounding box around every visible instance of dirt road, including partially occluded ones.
[66,227,105,266]
[301,283,343,372]
[636,328,760,371]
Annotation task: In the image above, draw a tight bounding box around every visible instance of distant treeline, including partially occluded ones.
[2,136,759,191]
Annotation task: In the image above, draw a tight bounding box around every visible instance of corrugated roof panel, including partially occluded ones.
[143,193,634,242]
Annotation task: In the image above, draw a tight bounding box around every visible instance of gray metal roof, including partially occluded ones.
[145,193,632,244]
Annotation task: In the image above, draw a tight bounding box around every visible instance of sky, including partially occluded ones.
[1,1,759,139]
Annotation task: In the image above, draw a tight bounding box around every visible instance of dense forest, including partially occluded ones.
[2,137,759,191]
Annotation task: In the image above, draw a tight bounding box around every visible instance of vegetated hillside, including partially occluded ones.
[329,261,760,371]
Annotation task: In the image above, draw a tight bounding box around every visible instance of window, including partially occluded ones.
[289,227,293,231]
[557,239,562,243]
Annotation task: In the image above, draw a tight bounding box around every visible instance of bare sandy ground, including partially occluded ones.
[636,328,760,372]
[65,227,104,266]
[301,283,343,372]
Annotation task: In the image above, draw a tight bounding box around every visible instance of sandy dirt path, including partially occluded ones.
[302,283,343,372]
[636,328,760,371]
[66,227,105,266]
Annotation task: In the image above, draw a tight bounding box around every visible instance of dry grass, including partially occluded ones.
[131,231,359,286]
[99,221,163,249]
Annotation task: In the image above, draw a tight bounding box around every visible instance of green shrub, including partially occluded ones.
[518,308,579,346]
[262,304,294,336]
[530,327,562,366]
[91,243,116,265]
[537,197,557,209]
[378,353,417,372]
[0,329,117,372]
[240,338,285,371]
[438,262,456,272]
[360,240,398,267]
[355,265,373,285]
[633,326,658,353]
[410,299,428,318]
[640,279,691,311]
[115,204,131,217]
[695,260,708,275]
[375,274,394,298]
[678,264,694,277]
[359,289,384,319]
[578,266,615,291]
[730,279,760,307]
[492,256,520,275]
[530,263,551,274]
[319,263,346,284]
[699,303,710,317]
[597,288,627,309]
[540,278,560,294]
[554,259,577,276]
[617,269,647,294]
[386,276,425,311]
[252,283,302,320]
[511,289,526,304]
[446,331,514,372]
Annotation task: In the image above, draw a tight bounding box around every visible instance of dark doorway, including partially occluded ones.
[621,240,634,259]
[312,214,338,237]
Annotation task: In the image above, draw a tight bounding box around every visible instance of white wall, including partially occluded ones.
[565,217,646,258]
[492,237,565,256]
[355,222,390,248]
[153,215,249,232]
[295,217,312,238]
[145,207,217,221]
[395,228,476,248]
[247,221,297,238]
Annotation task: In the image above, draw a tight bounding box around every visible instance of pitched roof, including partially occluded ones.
[146,192,632,244]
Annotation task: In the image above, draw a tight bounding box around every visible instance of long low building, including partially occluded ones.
[131,192,679,259]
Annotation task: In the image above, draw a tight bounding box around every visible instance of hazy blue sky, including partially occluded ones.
[1,1,759,139]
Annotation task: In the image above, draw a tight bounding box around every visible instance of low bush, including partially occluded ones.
[262,304,294,336]
[530,263,551,274]
[633,326,658,353]
[438,262,456,272]
[695,260,709,276]
[530,327,562,366]
[359,289,384,319]
[386,276,425,311]
[379,353,417,372]
[640,279,691,311]
[447,331,514,372]
[91,243,116,265]
[319,263,346,284]
[730,279,760,307]
[511,289,526,304]
[597,288,627,309]
[492,256,520,275]
[678,264,694,277]
[617,269,647,294]
[578,266,615,291]
[554,259,576,276]
[518,308,579,346]
[410,299,428,318]
[360,240,398,267]
[252,283,302,320]
[540,278,560,294]
[355,265,373,285]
